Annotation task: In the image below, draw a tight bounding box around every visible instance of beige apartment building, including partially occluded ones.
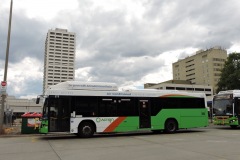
[43,28,76,94]
[145,80,213,95]
[172,46,227,94]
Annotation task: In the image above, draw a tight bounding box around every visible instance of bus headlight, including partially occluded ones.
[230,119,237,123]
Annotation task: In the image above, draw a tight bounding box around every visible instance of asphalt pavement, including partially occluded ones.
[1,124,240,160]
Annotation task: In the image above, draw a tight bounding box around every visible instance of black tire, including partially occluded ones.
[164,119,178,133]
[230,125,238,129]
[78,122,95,138]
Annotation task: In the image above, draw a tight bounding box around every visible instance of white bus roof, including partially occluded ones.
[217,90,240,97]
[45,81,206,98]
[218,90,240,94]
[48,81,118,91]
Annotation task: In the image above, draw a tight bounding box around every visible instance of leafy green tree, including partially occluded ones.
[217,53,240,92]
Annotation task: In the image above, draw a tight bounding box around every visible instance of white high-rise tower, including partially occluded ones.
[43,28,76,93]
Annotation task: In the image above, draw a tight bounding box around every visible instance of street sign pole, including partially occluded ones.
[0,0,13,134]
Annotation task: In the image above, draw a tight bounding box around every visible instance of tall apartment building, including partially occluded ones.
[172,46,227,94]
[43,28,76,94]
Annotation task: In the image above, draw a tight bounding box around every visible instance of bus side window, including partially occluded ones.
[150,98,162,116]
[99,98,117,117]
[235,98,240,115]
[74,96,98,117]
[117,98,137,116]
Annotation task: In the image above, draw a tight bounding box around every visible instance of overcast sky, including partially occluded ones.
[1,0,240,99]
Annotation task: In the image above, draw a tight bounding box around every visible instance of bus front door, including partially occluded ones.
[139,100,151,128]
[48,97,70,132]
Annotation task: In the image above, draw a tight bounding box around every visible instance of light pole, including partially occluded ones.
[0,0,13,134]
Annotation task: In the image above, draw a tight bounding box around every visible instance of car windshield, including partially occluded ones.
[213,99,233,116]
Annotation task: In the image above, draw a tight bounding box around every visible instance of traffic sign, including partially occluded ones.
[1,81,7,94]
[1,81,7,87]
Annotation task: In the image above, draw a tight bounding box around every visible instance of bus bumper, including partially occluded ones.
[39,119,48,134]
[213,116,229,125]
[229,117,239,126]
[213,116,238,126]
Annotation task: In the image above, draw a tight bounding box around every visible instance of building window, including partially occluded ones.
[166,87,175,90]
[176,87,185,90]
[186,69,195,72]
[195,88,204,91]
[186,64,194,68]
[186,73,195,77]
[186,59,194,63]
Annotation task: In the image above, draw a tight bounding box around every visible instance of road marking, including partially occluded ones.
[206,140,227,143]
[31,137,37,143]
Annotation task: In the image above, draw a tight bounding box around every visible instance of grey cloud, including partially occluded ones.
[143,0,240,49]
[61,0,240,83]
[0,9,47,63]
[80,56,165,85]
[8,78,43,97]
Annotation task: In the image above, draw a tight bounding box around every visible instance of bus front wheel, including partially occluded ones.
[164,119,178,133]
[78,122,95,138]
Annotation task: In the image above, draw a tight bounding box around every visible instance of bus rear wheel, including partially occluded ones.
[164,119,177,133]
[78,122,95,138]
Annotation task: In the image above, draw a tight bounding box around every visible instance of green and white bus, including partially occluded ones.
[37,81,209,137]
[213,90,240,128]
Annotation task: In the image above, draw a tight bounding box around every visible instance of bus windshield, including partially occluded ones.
[42,98,48,118]
[213,99,233,116]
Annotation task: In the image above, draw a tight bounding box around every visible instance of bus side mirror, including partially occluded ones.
[36,97,40,104]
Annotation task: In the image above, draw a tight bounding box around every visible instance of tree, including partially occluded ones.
[217,53,240,93]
